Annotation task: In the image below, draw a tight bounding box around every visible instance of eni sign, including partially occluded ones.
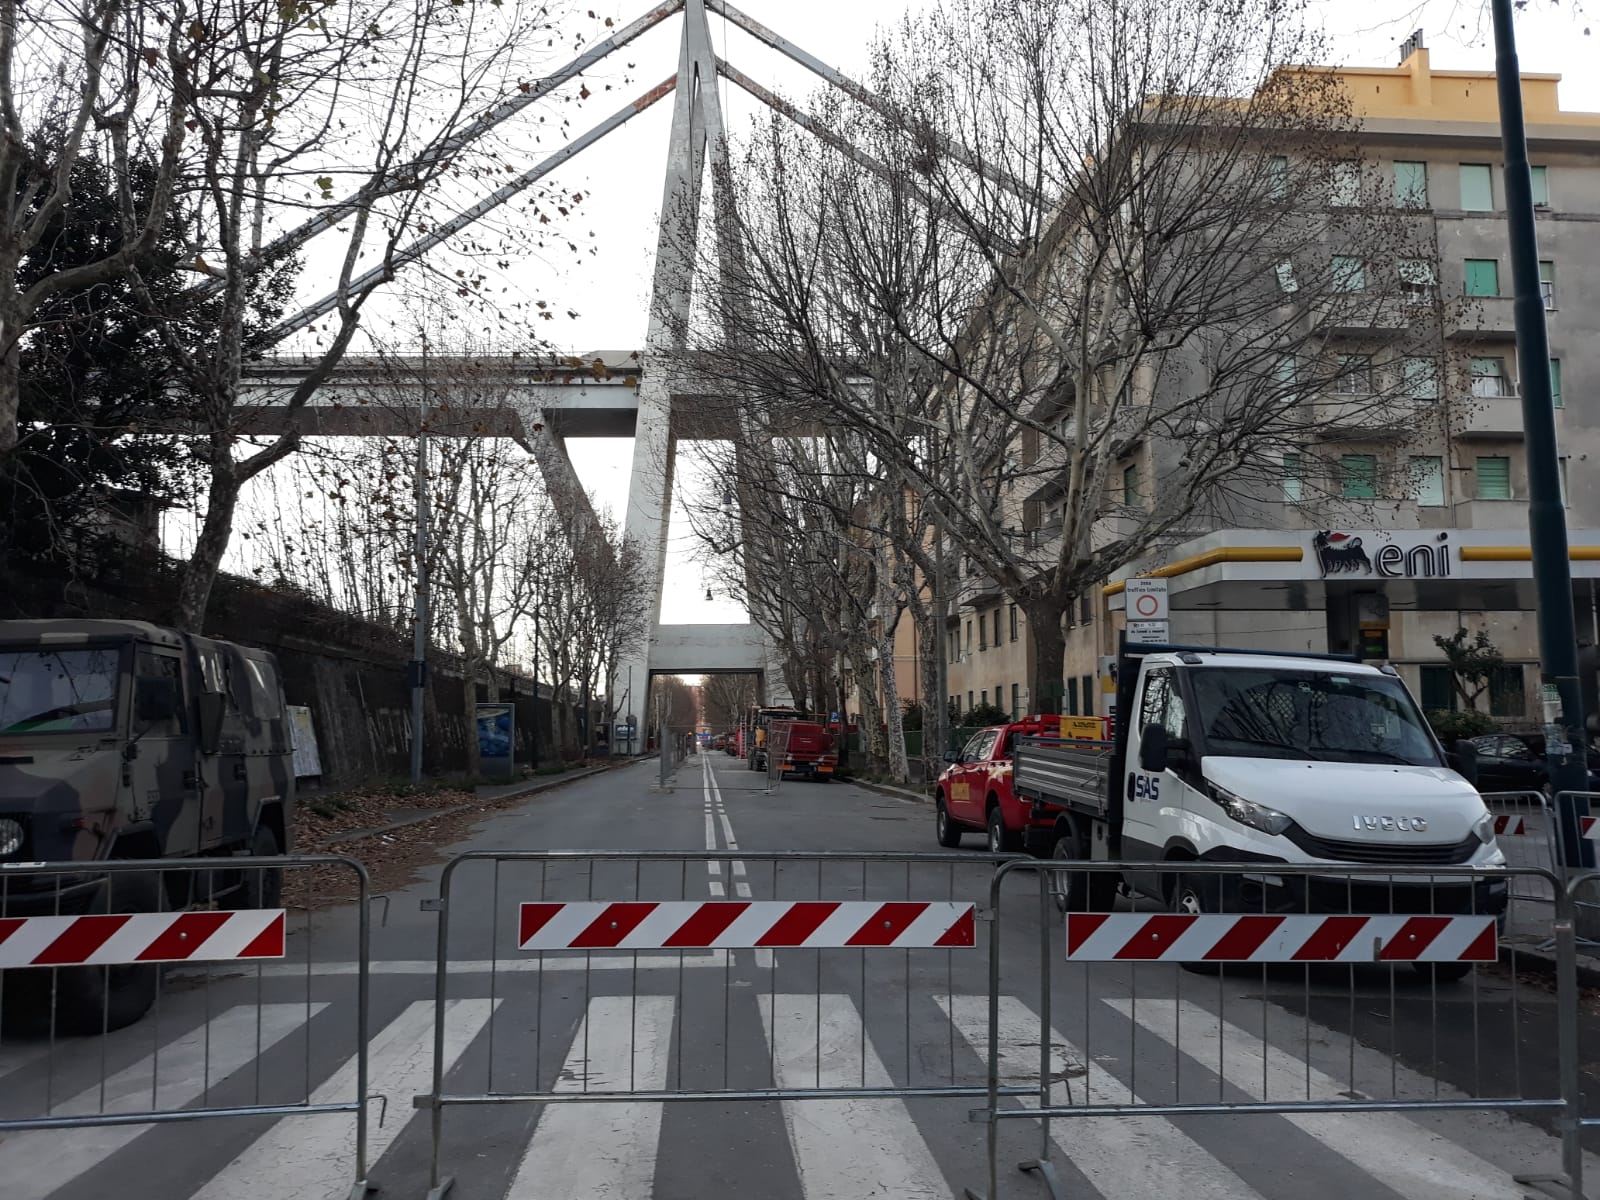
[1313,531,1452,579]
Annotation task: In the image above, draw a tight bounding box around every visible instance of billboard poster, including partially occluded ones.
[475,703,515,779]
[286,705,322,779]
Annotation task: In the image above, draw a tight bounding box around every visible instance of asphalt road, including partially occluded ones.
[0,749,1593,1200]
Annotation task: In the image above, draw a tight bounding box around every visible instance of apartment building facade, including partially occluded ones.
[946,37,1600,725]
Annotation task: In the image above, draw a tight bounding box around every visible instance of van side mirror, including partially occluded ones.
[1454,740,1480,786]
[943,749,962,764]
[197,691,226,755]
[135,677,179,723]
[1139,724,1193,773]
[1138,724,1169,772]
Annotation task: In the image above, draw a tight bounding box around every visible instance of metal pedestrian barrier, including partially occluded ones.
[1481,790,1563,918]
[966,857,1566,1200]
[0,855,373,1200]
[414,849,1017,1200]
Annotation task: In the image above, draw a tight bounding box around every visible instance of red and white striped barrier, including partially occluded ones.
[0,910,286,968]
[1492,814,1527,835]
[1581,816,1600,841]
[1064,913,1496,964]
[519,900,975,950]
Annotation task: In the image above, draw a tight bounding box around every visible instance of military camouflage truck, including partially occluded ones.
[0,619,294,1030]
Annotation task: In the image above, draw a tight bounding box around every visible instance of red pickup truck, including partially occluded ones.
[934,715,1107,853]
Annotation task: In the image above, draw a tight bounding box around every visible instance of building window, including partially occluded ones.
[1267,155,1289,201]
[1460,163,1493,211]
[992,608,1001,649]
[1531,165,1550,207]
[1419,664,1456,712]
[1464,258,1500,297]
[1475,455,1512,500]
[1008,604,1018,641]
[1066,677,1079,715]
[1282,452,1303,503]
[1081,675,1095,716]
[1540,260,1556,309]
[1331,255,1365,292]
[1275,260,1299,293]
[1339,454,1377,500]
[980,689,988,708]
[1560,457,1570,506]
[1079,593,1092,625]
[979,614,987,651]
[965,620,972,654]
[1408,455,1444,506]
[1470,356,1509,398]
[1274,354,1298,388]
[1330,160,1360,206]
[1010,683,1020,719]
[1394,161,1428,208]
[967,690,974,712]
[1337,354,1373,394]
[1551,357,1563,408]
[1489,665,1526,718]
[1398,258,1435,302]
[1122,462,1140,506]
[1402,356,1439,400]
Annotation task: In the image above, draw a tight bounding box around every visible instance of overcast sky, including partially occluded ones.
[206,0,1600,627]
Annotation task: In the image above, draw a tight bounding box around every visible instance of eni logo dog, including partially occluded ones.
[1314,531,1451,578]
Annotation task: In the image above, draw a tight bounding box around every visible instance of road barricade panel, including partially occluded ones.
[0,855,373,1200]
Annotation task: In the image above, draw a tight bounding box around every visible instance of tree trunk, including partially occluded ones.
[176,451,240,630]
[0,326,20,455]
[1023,598,1070,715]
[880,630,910,784]
[462,670,481,780]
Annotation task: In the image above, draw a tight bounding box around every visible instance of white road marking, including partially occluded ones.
[718,811,737,849]
[940,995,1268,1200]
[188,999,496,1200]
[1107,998,1526,1200]
[503,995,674,1200]
[759,993,947,1199]
[0,1004,321,1200]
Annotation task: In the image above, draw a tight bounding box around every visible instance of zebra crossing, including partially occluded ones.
[0,985,1573,1200]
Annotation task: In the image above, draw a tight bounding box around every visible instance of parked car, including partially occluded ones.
[1454,733,1600,795]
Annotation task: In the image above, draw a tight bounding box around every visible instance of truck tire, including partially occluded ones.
[233,824,283,910]
[1051,820,1118,913]
[1172,874,1223,976]
[936,798,964,848]
[986,803,1019,854]
[56,869,164,1034]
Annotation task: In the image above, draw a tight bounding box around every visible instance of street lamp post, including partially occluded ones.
[1490,0,1593,871]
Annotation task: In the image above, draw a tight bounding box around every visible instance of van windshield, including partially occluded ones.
[1187,667,1440,767]
[0,647,122,734]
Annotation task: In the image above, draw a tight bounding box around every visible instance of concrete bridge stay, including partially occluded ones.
[238,0,907,736]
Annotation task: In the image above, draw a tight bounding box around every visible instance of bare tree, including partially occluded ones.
[690,0,1458,709]
[702,673,757,731]
[127,0,589,629]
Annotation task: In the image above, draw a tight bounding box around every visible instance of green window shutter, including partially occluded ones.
[1082,675,1094,716]
[1267,156,1289,201]
[1460,163,1493,210]
[1066,677,1078,715]
[1530,165,1549,207]
[1409,456,1444,506]
[1123,463,1139,506]
[1403,356,1438,399]
[1394,161,1427,207]
[1551,357,1562,408]
[1464,259,1499,297]
[1331,255,1364,292]
[1282,452,1303,503]
[1475,456,1512,500]
[1340,454,1377,499]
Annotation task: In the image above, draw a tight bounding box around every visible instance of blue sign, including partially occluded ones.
[474,703,515,779]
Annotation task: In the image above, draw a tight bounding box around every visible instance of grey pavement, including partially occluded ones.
[1,750,1594,1200]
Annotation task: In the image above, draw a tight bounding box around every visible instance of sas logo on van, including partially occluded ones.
[1353,814,1429,833]
[1314,531,1452,579]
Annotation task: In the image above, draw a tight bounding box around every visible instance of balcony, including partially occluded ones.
[1308,394,1413,439]
[1448,297,1517,340]
[1454,394,1531,439]
[1311,296,1415,337]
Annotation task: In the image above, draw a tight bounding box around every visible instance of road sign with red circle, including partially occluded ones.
[1125,578,1169,621]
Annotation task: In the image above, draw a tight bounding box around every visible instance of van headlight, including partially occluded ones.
[1209,783,1293,836]
[1474,811,1497,844]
